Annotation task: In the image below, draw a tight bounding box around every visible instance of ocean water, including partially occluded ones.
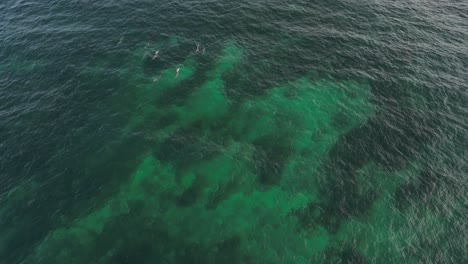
[0,0,467,263]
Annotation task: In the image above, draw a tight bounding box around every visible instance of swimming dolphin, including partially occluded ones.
[152,50,159,60]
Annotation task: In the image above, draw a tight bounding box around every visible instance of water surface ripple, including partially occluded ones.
[0,1,467,263]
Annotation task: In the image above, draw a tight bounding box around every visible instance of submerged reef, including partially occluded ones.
[14,39,458,264]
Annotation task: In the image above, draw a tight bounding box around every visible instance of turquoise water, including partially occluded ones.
[0,1,467,263]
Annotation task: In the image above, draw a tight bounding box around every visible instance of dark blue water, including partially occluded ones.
[1,1,467,263]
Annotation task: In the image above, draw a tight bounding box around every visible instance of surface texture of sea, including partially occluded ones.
[0,0,467,263]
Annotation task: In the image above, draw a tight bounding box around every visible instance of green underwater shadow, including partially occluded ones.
[9,37,458,264]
